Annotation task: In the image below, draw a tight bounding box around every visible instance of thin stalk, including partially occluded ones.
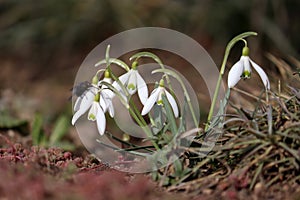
[129,99,148,126]
[130,52,174,94]
[99,71,159,150]
[205,31,258,131]
[152,69,199,129]
[101,45,160,150]
[127,107,160,150]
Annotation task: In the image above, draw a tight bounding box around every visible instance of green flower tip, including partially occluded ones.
[104,70,110,78]
[242,46,249,56]
[131,60,138,70]
[159,79,164,87]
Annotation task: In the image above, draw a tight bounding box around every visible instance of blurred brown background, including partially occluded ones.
[0,0,299,121]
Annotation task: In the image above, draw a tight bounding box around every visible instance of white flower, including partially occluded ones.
[141,80,179,118]
[72,73,115,135]
[98,89,114,118]
[98,72,115,99]
[227,47,270,90]
[72,85,98,124]
[72,90,114,135]
[87,101,106,135]
[113,67,148,105]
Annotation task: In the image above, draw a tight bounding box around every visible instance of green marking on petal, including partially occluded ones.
[127,83,136,90]
[241,70,251,79]
[157,99,163,105]
[89,114,96,120]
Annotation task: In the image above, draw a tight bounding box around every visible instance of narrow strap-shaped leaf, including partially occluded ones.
[162,94,178,135]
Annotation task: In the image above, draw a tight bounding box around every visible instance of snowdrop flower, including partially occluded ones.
[141,79,179,118]
[97,70,115,118]
[113,61,148,105]
[98,70,115,100]
[228,46,270,90]
[72,75,99,124]
[72,71,115,135]
[86,91,114,135]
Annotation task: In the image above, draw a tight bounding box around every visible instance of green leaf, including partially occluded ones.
[49,115,69,145]
[162,94,178,135]
[31,113,44,145]
[207,88,231,133]
[0,112,28,129]
[178,96,188,133]
[173,159,183,176]
[151,104,164,135]
[52,141,75,151]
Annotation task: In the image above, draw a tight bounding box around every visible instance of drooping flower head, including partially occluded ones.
[72,75,99,125]
[227,46,270,90]
[72,70,115,135]
[141,79,179,118]
[113,60,148,105]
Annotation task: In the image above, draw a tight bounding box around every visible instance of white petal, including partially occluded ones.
[165,90,179,118]
[99,95,107,112]
[87,102,98,121]
[98,78,115,99]
[250,59,270,90]
[73,96,82,111]
[127,70,137,95]
[71,89,95,125]
[136,72,148,105]
[119,71,131,85]
[103,89,115,99]
[102,77,112,84]
[101,92,114,117]
[96,104,106,135]
[72,110,83,125]
[112,71,130,92]
[141,88,161,116]
[227,60,244,88]
[241,56,251,74]
[106,100,114,117]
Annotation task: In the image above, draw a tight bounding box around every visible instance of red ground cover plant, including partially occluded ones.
[0,133,189,200]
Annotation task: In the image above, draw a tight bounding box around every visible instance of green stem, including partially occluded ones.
[129,99,148,126]
[205,31,257,131]
[108,71,159,150]
[127,106,160,150]
[152,69,199,129]
[130,52,174,95]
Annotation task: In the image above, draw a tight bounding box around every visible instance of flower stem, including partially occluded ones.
[152,69,199,129]
[205,31,258,131]
[127,106,160,150]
